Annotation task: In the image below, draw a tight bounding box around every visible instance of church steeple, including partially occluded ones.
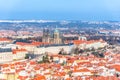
[53,28,61,44]
[54,28,59,33]
[42,28,50,43]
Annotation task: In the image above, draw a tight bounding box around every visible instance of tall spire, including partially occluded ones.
[54,25,59,33]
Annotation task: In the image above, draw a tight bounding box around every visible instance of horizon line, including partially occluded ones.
[0,19,119,22]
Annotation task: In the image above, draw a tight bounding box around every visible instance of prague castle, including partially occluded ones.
[42,28,62,44]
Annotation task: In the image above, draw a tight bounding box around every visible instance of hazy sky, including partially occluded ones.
[0,0,120,21]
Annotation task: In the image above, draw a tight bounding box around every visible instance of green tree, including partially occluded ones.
[25,54,29,59]
[74,47,79,54]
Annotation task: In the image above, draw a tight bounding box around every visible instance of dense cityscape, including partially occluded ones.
[0,20,120,80]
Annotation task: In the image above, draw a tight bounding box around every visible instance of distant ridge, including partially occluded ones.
[0,20,56,23]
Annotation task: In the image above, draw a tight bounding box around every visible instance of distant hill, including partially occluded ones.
[0,20,120,30]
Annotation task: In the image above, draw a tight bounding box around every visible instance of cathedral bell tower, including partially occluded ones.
[53,28,61,44]
[42,28,50,43]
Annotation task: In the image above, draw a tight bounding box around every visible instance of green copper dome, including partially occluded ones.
[54,28,59,33]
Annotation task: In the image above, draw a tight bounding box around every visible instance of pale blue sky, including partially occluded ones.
[0,0,120,21]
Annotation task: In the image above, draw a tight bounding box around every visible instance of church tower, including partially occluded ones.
[53,28,61,44]
[42,28,50,43]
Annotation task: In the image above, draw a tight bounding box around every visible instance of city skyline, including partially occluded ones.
[0,0,120,21]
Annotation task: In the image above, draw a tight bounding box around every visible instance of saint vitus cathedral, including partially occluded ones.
[42,28,62,44]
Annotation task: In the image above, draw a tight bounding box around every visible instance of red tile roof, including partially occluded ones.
[34,74,46,80]
[0,38,11,42]
[112,65,120,72]
[12,49,27,54]
[73,68,90,72]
